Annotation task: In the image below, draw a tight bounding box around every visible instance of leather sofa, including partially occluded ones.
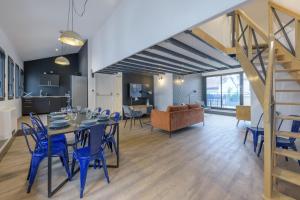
[151,104,204,137]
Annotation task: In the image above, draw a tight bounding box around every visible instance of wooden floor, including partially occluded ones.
[0,114,299,200]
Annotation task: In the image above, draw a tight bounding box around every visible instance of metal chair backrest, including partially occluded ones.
[122,105,132,117]
[100,109,110,118]
[30,115,47,141]
[21,123,40,154]
[89,124,106,157]
[256,113,264,129]
[290,115,300,142]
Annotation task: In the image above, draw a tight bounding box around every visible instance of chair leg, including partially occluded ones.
[26,159,32,181]
[257,139,264,157]
[243,128,249,144]
[71,157,76,179]
[253,132,259,152]
[79,159,90,198]
[169,131,172,138]
[130,118,133,129]
[99,152,110,184]
[110,138,118,157]
[124,119,127,128]
[27,156,43,193]
[60,154,71,179]
[139,118,143,128]
[236,120,240,127]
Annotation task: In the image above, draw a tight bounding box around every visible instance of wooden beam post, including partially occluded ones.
[295,19,300,59]
[235,11,240,45]
[248,27,253,59]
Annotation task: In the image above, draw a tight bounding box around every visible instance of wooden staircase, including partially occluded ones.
[234,1,300,199]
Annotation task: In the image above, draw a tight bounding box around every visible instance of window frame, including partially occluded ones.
[0,47,5,101]
[20,69,24,97]
[204,72,249,110]
[8,56,14,100]
[15,64,20,98]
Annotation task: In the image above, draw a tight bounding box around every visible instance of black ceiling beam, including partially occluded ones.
[167,38,231,68]
[121,59,191,73]
[139,51,207,72]
[100,67,161,75]
[114,63,185,75]
[151,45,220,70]
[114,65,166,74]
[130,55,204,73]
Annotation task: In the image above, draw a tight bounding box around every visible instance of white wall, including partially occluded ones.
[154,73,173,111]
[173,74,202,105]
[0,28,23,118]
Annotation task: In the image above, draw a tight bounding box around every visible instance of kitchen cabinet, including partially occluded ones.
[22,97,68,115]
[40,74,59,87]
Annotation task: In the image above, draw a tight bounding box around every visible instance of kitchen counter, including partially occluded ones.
[22,96,68,115]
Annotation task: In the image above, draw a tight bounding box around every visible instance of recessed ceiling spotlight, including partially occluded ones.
[55,48,59,52]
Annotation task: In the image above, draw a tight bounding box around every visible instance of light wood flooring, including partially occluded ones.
[1,114,299,200]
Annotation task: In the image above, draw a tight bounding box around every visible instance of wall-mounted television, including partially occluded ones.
[129,83,150,98]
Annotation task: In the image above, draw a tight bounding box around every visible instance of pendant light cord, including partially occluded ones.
[66,0,88,31]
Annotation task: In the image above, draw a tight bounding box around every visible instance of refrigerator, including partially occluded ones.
[71,75,88,108]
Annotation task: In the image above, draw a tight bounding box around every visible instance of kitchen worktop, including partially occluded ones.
[22,96,68,98]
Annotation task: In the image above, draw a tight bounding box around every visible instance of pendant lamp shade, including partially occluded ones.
[55,56,70,66]
[59,31,84,47]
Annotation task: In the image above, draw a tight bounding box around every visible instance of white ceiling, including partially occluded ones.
[0,0,122,61]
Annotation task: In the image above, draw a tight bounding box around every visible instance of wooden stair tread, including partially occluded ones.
[275,78,300,82]
[275,69,300,73]
[275,102,300,106]
[273,167,300,186]
[274,148,300,160]
[276,131,300,139]
[271,191,295,200]
[276,90,300,92]
[276,115,300,121]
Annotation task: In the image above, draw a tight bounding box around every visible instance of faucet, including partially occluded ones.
[40,89,43,96]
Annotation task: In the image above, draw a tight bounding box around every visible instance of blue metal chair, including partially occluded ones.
[257,116,300,165]
[244,113,264,152]
[71,124,110,198]
[104,112,120,154]
[29,112,67,146]
[21,123,70,193]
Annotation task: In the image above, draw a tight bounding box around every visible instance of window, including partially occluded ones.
[243,73,251,105]
[15,65,20,98]
[0,48,5,100]
[20,69,24,97]
[8,56,14,99]
[206,76,221,107]
[221,74,240,109]
[205,73,250,109]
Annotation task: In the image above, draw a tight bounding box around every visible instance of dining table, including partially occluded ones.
[47,112,120,198]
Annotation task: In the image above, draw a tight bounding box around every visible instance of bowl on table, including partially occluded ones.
[49,119,70,129]
[97,116,109,122]
[50,114,67,121]
[49,111,65,116]
[80,119,98,128]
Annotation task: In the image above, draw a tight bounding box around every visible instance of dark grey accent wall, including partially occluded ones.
[24,53,80,96]
[173,74,202,105]
[122,72,154,106]
[78,41,88,77]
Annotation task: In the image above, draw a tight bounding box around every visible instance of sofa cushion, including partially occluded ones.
[166,105,188,112]
[187,104,200,109]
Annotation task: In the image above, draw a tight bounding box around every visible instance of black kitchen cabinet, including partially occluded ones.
[40,74,60,87]
[22,97,68,115]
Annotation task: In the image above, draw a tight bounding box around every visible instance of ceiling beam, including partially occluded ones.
[114,63,185,75]
[100,67,161,75]
[151,45,220,70]
[135,51,207,72]
[121,59,191,73]
[167,38,231,68]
